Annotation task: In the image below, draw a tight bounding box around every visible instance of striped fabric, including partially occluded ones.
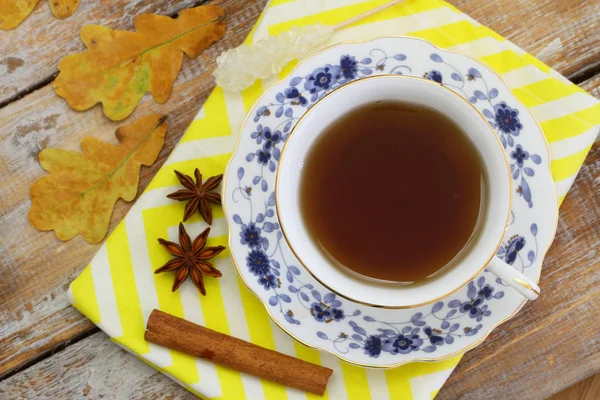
[68,1,600,399]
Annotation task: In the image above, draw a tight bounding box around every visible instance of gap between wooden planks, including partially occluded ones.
[0,0,599,398]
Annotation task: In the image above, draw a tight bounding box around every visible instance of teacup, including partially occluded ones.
[276,75,540,308]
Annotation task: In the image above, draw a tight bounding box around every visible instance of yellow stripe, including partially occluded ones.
[182,86,231,143]
[107,221,149,355]
[237,276,288,399]
[385,356,462,399]
[198,268,246,399]
[542,103,600,143]
[142,206,198,385]
[480,50,550,75]
[558,194,566,205]
[410,20,503,49]
[292,342,330,400]
[340,362,371,400]
[551,145,592,182]
[268,0,447,36]
[430,389,440,399]
[196,240,246,399]
[139,206,229,389]
[519,53,552,74]
[147,152,233,190]
[480,50,529,75]
[269,0,296,6]
[242,79,265,112]
[70,265,100,324]
[511,78,584,108]
[278,60,299,81]
[385,370,413,400]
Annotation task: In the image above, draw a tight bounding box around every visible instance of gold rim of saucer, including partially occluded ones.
[275,74,513,309]
[222,35,559,369]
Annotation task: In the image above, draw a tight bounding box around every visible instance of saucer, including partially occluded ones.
[223,37,558,368]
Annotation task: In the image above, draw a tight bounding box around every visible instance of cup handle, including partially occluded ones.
[486,257,540,300]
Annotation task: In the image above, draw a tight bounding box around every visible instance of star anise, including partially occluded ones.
[167,168,223,224]
[155,223,225,295]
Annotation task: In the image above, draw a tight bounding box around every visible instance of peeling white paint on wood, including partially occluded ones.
[0,332,193,399]
[0,0,599,399]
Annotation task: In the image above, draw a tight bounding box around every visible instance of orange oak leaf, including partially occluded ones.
[0,0,79,30]
[53,5,227,121]
[28,114,168,244]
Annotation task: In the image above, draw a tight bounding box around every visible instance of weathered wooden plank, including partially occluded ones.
[0,0,268,378]
[0,0,204,104]
[449,0,600,79]
[551,373,600,400]
[438,141,600,400]
[2,0,600,106]
[0,332,192,399]
[581,73,600,100]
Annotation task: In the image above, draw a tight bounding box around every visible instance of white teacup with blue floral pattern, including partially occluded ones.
[276,75,540,309]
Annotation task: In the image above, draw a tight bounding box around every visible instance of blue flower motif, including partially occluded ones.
[494,102,523,135]
[251,124,264,145]
[511,145,530,167]
[464,324,482,336]
[460,297,484,318]
[331,308,344,322]
[364,335,382,358]
[240,222,261,247]
[340,55,358,80]
[247,249,270,276]
[474,304,491,322]
[259,274,278,289]
[284,310,300,325]
[424,327,444,345]
[254,106,270,122]
[385,334,423,354]
[503,235,526,265]
[239,48,526,352]
[262,128,281,150]
[305,64,341,93]
[426,70,443,83]
[311,303,332,322]
[256,149,271,165]
[284,87,308,106]
[467,68,481,81]
[478,284,494,300]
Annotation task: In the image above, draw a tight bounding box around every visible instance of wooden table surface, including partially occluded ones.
[1,1,598,399]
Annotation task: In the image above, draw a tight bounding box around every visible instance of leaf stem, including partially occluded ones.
[80,116,167,196]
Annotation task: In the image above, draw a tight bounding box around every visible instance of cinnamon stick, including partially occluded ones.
[145,309,333,396]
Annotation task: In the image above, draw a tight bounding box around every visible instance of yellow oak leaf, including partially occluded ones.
[28,114,168,244]
[0,0,79,30]
[54,5,227,121]
[49,0,79,19]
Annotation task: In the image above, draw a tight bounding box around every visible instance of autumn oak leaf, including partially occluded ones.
[0,0,80,30]
[28,114,168,244]
[53,5,227,121]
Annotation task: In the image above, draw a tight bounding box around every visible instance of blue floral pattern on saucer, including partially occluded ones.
[223,37,558,367]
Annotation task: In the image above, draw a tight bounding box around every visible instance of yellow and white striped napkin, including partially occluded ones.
[69,1,600,399]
